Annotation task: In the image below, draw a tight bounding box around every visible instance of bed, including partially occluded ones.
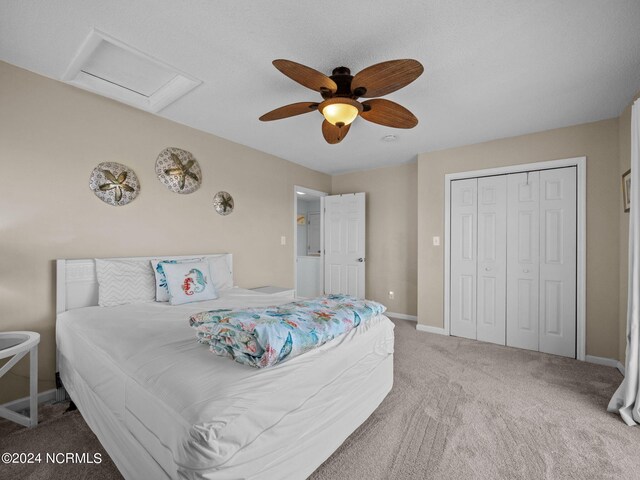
[55,254,394,480]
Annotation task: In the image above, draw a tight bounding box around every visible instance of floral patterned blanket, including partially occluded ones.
[189,294,386,368]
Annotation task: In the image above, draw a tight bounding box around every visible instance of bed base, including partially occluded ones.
[60,352,393,480]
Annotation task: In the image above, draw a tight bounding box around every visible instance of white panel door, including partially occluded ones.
[476,175,507,345]
[323,193,365,298]
[506,171,540,351]
[450,178,478,340]
[539,167,577,357]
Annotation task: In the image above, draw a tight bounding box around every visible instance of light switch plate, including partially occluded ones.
[433,236,440,246]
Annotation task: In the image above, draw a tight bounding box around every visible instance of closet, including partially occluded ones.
[450,166,577,358]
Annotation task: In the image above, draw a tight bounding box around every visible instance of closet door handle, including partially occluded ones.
[484,267,491,271]
[523,269,530,273]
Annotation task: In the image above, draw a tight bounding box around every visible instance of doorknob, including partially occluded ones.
[484,267,491,271]
[523,269,530,273]
[357,258,365,262]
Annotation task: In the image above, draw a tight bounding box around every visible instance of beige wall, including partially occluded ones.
[417,119,621,359]
[332,163,417,316]
[0,61,331,403]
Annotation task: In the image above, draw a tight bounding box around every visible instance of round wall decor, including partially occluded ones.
[213,191,234,215]
[89,162,140,206]
[155,147,202,194]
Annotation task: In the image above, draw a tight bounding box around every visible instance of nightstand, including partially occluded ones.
[0,331,40,428]
[251,286,296,299]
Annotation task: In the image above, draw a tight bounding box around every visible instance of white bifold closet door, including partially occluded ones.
[506,171,540,351]
[537,168,577,357]
[476,175,507,345]
[450,178,478,340]
[450,167,577,358]
[451,175,507,345]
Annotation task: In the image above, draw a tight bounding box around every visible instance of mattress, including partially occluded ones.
[56,288,394,479]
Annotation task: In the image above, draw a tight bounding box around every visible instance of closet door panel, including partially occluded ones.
[506,172,540,351]
[539,167,576,358]
[450,178,478,340]
[476,176,507,345]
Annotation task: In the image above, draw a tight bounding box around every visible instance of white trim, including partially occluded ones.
[585,355,620,369]
[386,312,417,321]
[2,388,57,413]
[444,156,586,181]
[585,356,626,376]
[443,156,587,360]
[416,323,448,336]
[293,186,328,298]
[444,175,451,337]
[576,161,587,361]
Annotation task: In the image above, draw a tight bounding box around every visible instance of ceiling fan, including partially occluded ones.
[259,59,424,144]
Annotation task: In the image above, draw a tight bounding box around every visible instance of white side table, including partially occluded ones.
[251,286,296,299]
[0,331,39,428]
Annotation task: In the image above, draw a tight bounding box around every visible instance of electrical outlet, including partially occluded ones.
[388,291,395,299]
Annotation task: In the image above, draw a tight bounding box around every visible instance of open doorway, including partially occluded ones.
[294,186,327,298]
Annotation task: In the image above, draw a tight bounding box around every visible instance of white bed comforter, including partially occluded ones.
[56,288,394,477]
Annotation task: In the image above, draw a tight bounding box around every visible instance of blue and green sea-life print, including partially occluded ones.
[189,294,386,368]
[182,268,207,296]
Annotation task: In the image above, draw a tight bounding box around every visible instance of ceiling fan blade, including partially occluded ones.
[259,102,319,121]
[360,99,418,128]
[322,120,351,144]
[273,59,337,94]
[351,59,423,98]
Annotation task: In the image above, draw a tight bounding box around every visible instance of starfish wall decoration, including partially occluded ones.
[89,162,140,206]
[213,191,234,216]
[155,147,202,194]
[99,169,135,202]
[164,153,200,191]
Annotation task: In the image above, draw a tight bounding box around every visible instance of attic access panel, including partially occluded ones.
[63,29,201,112]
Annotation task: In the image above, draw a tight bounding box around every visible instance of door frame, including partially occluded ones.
[293,186,328,297]
[443,156,587,360]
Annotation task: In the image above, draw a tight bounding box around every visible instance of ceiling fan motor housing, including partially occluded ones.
[325,66,357,99]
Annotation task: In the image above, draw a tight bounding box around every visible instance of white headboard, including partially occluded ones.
[56,254,233,314]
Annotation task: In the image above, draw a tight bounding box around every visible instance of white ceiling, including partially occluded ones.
[1,0,639,174]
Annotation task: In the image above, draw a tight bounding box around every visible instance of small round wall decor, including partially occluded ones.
[89,162,140,206]
[155,147,202,194]
[213,191,234,215]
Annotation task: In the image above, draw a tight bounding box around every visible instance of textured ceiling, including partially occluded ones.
[1,0,639,174]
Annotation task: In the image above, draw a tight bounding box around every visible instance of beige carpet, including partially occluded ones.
[1,319,638,479]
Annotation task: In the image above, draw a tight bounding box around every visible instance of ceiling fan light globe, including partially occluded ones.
[319,98,362,127]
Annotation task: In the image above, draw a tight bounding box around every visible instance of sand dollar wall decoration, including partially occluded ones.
[213,191,234,215]
[89,162,140,206]
[155,147,202,194]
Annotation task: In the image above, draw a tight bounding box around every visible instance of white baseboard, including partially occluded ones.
[2,389,57,413]
[585,355,626,376]
[415,323,448,336]
[386,312,417,321]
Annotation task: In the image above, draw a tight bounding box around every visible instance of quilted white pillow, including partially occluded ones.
[150,257,203,302]
[95,259,156,307]
[163,261,218,305]
[207,255,234,290]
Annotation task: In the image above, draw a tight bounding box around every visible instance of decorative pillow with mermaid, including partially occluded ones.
[162,261,218,305]
[190,295,386,367]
